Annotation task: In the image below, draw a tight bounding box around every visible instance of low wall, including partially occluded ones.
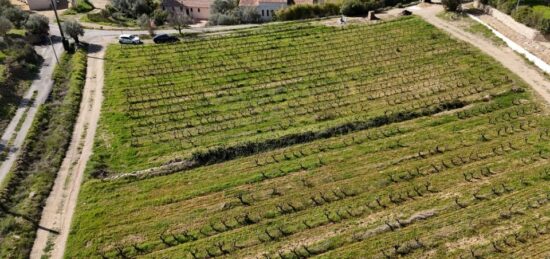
[475,3,546,41]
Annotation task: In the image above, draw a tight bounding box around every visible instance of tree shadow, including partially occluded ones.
[0,203,60,235]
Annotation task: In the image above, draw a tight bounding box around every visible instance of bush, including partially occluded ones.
[73,0,94,13]
[236,6,261,23]
[275,3,340,20]
[442,0,461,12]
[211,0,238,15]
[511,5,550,34]
[210,13,240,25]
[24,14,49,38]
[110,0,155,18]
[340,0,383,16]
[153,9,168,26]
[1,7,29,28]
[0,17,12,36]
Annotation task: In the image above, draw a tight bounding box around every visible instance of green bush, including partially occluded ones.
[153,9,168,26]
[340,0,383,16]
[511,5,550,34]
[442,0,461,12]
[275,3,340,21]
[73,0,94,12]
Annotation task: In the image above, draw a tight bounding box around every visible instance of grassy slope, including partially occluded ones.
[68,17,550,258]
[0,48,87,258]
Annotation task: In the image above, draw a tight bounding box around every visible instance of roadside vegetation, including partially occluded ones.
[275,0,416,21]
[67,16,550,258]
[484,0,550,33]
[0,47,87,258]
[0,0,48,137]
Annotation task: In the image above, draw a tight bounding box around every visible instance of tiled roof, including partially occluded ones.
[239,0,287,6]
[175,0,214,8]
[293,0,315,4]
[239,0,259,6]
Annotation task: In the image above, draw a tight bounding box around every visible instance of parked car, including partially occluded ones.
[153,34,179,44]
[119,34,141,44]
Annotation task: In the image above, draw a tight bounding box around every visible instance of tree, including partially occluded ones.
[137,14,154,36]
[0,17,13,36]
[62,19,84,44]
[153,9,168,26]
[210,0,238,15]
[110,0,155,18]
[24,14,49,36]
[442,0,461,12]
[236,6,261,24]
[2,7,29,28]
[168,12,192,35]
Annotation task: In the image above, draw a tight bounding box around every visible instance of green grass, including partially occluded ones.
[466,22,505,46]
[81,12,136,27]
[533,5,550,18]
[67,17,550,258]
[0,48,88,258]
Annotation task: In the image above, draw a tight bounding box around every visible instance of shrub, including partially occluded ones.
[211,0,238,15]
[73,0,94,13]
[153,9,168,26]
[110,0,155,18]
[442,0,462,12]
[0,17,12,36]
[210,13,240,25]
[275,3,340,20]
[340,0,383,16]
[1,7,29,28]
[24,14,49,36]
[236,6,261,23]
[511,5,550,34]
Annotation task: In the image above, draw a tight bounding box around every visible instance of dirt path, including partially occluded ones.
[30,42,106,259]
[412,4,550,105]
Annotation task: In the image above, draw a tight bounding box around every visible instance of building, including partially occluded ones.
[239,0,287,21]
[162,0,213,20]
[25,0,68,10]
[239,0,323,21]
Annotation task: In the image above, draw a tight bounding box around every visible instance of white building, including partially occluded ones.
[239,0,322,21]
[162,0,213,20]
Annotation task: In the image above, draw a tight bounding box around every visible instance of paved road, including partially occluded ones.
[0,34,64,183]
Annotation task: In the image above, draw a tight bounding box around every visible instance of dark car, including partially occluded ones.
[153,34,180,44]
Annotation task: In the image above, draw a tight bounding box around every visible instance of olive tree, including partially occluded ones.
[24,14,49,36]
[168,12,192,35]
[137,14,154,36]
[2,7,29,28]
[442,0,461,12]
[62,19,84,44]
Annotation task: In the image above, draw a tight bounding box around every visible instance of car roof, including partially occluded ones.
[120,34,138,38]
[154,34,169,38]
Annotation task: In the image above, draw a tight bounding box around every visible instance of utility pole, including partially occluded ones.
[50,0,69,50]
[48,35,59,65]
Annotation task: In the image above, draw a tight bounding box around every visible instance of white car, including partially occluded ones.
[118,34,141,44]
